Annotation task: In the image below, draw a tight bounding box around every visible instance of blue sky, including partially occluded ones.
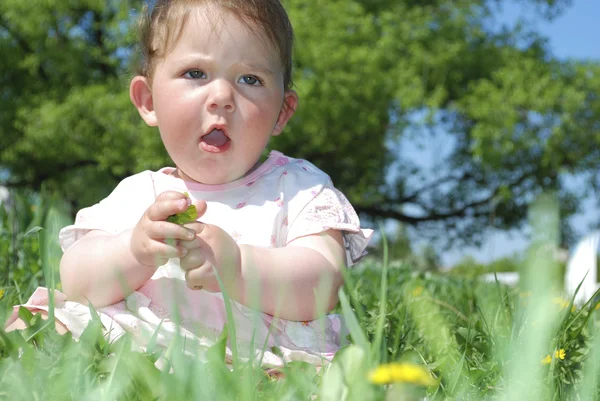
[437,0,600,265]
[498,0,599,61]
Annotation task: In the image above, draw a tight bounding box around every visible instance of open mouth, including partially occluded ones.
[200,128,231,153]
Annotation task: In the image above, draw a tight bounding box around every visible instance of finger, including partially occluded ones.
[194,200,208,218]
[184,264,213,288]
[145,221,196,241]
[147,240,189,262]
[179,248,210,271]
[179,235,204,249]
[185,269,203,290]
[147,196,192,222]
[183,221,206,236]
[156,191,190,202]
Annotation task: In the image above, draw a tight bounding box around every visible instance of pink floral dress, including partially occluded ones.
[7,151,373,368]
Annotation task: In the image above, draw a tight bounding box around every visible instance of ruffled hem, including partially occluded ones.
[285,185,374,266]
[6,286,346,369]
[288,223,373,266]
[58,225,115,251]
[343,227,374,266]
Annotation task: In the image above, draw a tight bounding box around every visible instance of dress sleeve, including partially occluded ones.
[58,172,157,251]
[285,183,373,267]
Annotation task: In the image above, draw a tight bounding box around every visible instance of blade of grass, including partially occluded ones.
[503,192,561,401]
[212,266,239,370]
[338,288,369,352]
[24,320,54,343]
[103,335,130,395]
[575,314,600,401]
[40,203,70,321]
[12,279,24,305]
[371,225,388,364]
[339,265,366,325]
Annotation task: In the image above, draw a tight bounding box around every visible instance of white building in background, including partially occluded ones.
[479,233,600,304]
[565,231,600,305]
[481,272,520,286]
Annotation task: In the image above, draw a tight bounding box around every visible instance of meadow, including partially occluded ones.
[1,191,599,401]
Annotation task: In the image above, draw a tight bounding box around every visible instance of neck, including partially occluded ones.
[173,152,270,184]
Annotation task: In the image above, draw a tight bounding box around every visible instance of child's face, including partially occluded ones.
[134,5,297,185]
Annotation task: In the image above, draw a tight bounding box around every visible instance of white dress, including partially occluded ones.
[8,151,373,368]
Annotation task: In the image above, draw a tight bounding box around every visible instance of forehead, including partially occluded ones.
[162,4,281,66]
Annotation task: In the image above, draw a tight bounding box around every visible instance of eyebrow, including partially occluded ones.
[235,62,276,77]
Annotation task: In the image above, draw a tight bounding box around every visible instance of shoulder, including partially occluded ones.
[110,170,154,191]
[262,151,333,189]
[106,169,173,200]
[82,170,166,219]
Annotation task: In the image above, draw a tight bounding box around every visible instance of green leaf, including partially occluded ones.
[338,289,369,353]
[17,307,34,327]
[23,226,43,237]
[144,320,165,364]
[167,203,198,225]
[206,323,229,364]
[372,224,388,363]
[319,345,374,401]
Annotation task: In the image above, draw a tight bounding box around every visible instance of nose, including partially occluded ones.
[206,79,235,113]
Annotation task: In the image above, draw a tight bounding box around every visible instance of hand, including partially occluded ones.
[130,191,207,267]
[179,220,242,294]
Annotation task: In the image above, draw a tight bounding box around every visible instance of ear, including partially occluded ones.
[130,76,158,127]
[272,90,298,136]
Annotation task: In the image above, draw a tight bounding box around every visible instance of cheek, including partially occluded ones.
[155,93,198,133]
[242,99,281,130]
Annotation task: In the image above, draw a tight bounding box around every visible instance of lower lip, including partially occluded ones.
[199,140,231,153]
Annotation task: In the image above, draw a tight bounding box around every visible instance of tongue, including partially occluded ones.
[202,129,229,147]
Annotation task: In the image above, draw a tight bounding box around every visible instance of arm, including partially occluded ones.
[59,229,156,307]
[180,225,346,321]
[235,230,346,321]
[60,192,202,308]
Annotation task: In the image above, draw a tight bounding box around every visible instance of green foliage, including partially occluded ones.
[166,194,199,225]
[1,191,45,303]
[2,259,599,400]
[0,0,169,209]
[369,223,443,271]
[0,190,71,312]
[1,0,598,247]
[1,190,600,400]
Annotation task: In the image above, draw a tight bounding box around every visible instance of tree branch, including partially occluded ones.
[398,171,474,204]
[356,169,535,224]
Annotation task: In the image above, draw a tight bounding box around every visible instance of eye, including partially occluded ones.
[239,75,262,86]
[184,70,206,79]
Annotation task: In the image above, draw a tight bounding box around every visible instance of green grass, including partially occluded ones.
[1,191,599,400]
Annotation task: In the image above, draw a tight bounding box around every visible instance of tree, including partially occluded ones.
[1,0,598,248]
[368,223,414,262]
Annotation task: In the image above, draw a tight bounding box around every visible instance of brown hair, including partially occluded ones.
[136,0,294,90]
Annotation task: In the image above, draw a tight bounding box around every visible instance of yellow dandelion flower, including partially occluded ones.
[595,303,600,311]
[412,286,424,297]
[368,363,437,386]
[552,297,568,309]
[542,349,566,364]
[553,297,575,312]
[0,289,4,300]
